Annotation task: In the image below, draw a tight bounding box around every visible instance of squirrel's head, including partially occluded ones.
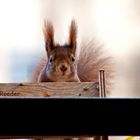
[43,20,80,82]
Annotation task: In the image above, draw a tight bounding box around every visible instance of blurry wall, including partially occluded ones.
[0,0,140,97]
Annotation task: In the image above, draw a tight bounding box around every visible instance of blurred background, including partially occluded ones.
[0,1,140,140]
[0,0,140,98]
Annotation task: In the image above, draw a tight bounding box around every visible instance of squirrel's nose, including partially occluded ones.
[60,65,68,72]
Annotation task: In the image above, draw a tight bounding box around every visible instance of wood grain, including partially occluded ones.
[0,82,99,97]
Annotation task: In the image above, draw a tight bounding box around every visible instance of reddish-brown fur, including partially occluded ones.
[32,20,114,94]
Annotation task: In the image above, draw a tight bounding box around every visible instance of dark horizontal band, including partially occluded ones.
[0,98,139,136]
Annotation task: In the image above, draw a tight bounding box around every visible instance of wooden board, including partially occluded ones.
[0,82,99,97]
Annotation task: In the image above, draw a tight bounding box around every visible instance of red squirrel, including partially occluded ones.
[32,20,113,140]
[32,20,114,94]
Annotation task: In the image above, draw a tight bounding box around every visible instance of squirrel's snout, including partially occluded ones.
[60,65,68,72]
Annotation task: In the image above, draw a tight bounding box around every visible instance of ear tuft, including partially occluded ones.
[43,20,55,56]
[43,20,54,47]
[69,19,77,55]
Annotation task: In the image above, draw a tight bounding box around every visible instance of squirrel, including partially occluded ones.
[32,20,113,140]
[32,19,114,94]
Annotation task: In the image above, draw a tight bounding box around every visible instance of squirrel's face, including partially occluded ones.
[43,19,80,81]
[45,46,78,81]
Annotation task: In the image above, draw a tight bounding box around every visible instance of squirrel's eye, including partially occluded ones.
[72,57,75,62]
[49,58,53,63]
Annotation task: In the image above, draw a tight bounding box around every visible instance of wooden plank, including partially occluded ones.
[0,136,101,139]
[0,82,99,97]
[0,136,95,139]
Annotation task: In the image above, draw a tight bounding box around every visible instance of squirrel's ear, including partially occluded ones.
[43,20,55,56]
[69,20,77,56]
